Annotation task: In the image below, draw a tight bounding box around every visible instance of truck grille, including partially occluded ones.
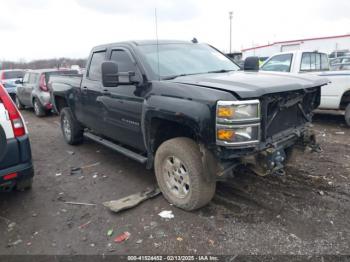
[261,87,320,140]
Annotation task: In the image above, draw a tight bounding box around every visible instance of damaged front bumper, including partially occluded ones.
[210,126,321,179]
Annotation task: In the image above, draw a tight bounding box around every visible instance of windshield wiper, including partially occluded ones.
[162,70,235,80]
[206,69,235,73]
[162,73,203,80]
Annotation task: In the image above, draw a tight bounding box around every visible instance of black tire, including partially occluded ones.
[33,98,46,117]
[15,96,25,110]
[154,137,216,211]
[60,107,84,145]
[345,104,350,127]
[16,178,33,191]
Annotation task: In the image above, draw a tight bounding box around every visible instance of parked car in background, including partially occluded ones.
[330,56,350,71]
[329,49,350,59]
[2,82,17,101]
[0,83,34,191]
[260,50,350,126]
[0,69,25,101]
[16,69,77,117]
[50,40,327,210]
[0,69,25,85]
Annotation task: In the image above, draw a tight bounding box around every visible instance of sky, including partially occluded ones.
[0,0,349,61]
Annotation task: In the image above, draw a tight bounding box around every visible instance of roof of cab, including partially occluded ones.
[92,40,193,51]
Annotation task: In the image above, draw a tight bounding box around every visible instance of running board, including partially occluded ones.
[84,132,148,164]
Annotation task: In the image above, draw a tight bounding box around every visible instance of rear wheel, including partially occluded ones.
[60,108,84,145]
[15,96,25,110]
[16,178,33,191]
[345,104,350,127]
[155,137,216,211]
[33,98,46,117]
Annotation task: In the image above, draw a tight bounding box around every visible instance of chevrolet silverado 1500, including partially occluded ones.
[49,40,327,210]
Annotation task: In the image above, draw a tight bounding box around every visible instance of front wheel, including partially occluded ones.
[154,137,216,211]
[345,104,350,127]
[60,108,84,145]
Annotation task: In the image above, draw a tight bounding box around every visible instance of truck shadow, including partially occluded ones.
[203,164,350,240]
[313,112,346,127]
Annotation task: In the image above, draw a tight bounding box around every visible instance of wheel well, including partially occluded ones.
[340,90,350,110]
[150,118,197,153]
[54,96,68,113]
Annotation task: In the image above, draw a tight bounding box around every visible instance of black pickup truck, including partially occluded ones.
[50,40,327,210]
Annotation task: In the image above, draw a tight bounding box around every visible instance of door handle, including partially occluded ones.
[102,90,111,96]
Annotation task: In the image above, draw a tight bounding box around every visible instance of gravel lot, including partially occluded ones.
[0,110,349,255]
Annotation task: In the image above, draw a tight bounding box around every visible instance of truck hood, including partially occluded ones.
[170,71,328,99]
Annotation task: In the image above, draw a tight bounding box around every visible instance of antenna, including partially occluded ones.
[155,8,160,81]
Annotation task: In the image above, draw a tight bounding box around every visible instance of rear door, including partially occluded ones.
[22,73,38,106]
[80,50,106,133]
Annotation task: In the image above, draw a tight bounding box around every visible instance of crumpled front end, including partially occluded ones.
[214,86,321,177]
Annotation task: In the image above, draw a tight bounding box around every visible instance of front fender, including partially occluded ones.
[142,95,214,148]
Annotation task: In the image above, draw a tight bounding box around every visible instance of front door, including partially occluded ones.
[100,48,146,151]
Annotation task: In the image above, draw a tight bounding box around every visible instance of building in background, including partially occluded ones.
[241,34,350,59]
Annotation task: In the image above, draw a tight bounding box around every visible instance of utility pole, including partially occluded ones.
[229,11,233,54]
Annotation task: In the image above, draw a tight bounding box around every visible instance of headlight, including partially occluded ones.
[217,124,260,144]
[216,100,260,122]
[216,100,260,146]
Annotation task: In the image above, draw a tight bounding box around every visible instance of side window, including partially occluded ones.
[300,53,311,71]
[88,51,106,81]
[301,53,329,71]
[30,73,39,84]
[110,50,136,72]
[23,73,30,83]
[261,54,293,72]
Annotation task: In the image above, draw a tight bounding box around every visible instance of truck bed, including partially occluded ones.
[49,74,83,92]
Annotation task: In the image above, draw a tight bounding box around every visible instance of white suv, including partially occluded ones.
[0,83,34,191]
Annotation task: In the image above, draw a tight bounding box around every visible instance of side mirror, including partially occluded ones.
[102,61,119,87]
[101,61,137,87]
[244,56,260,71]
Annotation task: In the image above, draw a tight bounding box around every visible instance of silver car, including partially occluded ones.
[16,69,77,117]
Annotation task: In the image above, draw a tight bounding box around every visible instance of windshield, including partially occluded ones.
[138,43,240,80]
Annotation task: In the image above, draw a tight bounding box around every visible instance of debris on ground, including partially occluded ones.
[103,187,161,213]
[70,167,82,176]
[158,210,174,219]
[7,222,16,232]
[208,239,215,245]
[55,173,62,177]
[318,190,325,196]
[67,150,75,155]
[8,239,22,247]
[92,172,98,179]
[136,239,143,244]
[107,229,114,237]
[64,201,96,206]
[81,162,100,169]
[79,220,92,229]
[177,237,183,241]
[114,232,130,243]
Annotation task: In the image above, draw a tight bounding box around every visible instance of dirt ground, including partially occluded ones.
[0,110,349,255]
